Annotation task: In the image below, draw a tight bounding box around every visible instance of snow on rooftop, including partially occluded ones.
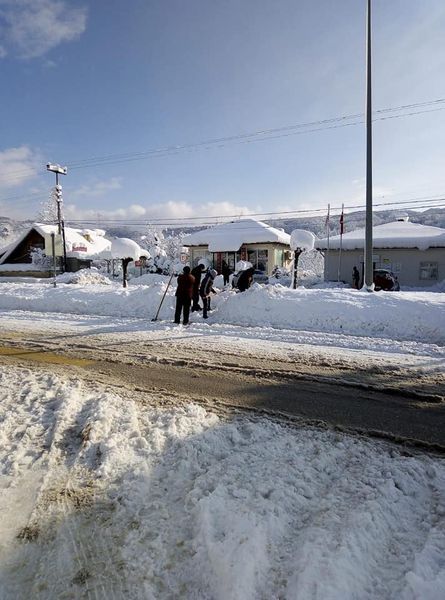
[0,223,112,264]
[183,219,291,252]
[316,220,445,251]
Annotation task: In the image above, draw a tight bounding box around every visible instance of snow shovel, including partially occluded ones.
[152,272,175,321]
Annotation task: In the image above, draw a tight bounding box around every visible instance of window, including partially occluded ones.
[419,262,438,280]
[257,249,268,272]
[245,249,268,272]
[247,250,257,267]
[193,251,212,267]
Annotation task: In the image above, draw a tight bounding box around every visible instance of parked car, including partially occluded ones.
[231,269,269,288]
[252,269,269,284]
[373,269,400,291]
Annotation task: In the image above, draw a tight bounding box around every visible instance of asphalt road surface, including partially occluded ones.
[0,330,444,450]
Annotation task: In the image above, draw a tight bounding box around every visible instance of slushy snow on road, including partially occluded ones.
[0,366,444,599]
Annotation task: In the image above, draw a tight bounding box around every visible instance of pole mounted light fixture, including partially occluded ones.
[46,163,67,175]
[46,162,68,272]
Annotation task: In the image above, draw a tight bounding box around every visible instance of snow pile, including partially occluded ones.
[56,268,111,285]
[0,279,176,321]
[290,229,316,251]
[211,286,445,344]
[127,272,173,287]
[111,238,145,261]
[235,260,253,272]
[1,367,444,599]
[404,279,445,293]
[0,280,444,343]
[0,263,41,272]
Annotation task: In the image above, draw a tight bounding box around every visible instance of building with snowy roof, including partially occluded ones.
[316,218,445,288]
[183,218,292,275]
[0,223,112,277]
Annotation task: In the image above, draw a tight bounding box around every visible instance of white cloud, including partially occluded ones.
[64,200,256,223]
[71,177,123,199]
[0,45,7,58]
[0,0,87,60]
[0,145,40,189]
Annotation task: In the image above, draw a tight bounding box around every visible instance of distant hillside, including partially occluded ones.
[269,207,445,237]
[1,207,445,250]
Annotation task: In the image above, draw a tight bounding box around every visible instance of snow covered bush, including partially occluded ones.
[140,226,186,274]
[30,247,52,269]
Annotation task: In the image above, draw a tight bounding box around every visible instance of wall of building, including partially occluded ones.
[5,229,44,264]
[324,247,445,288]
[188,243,291,276]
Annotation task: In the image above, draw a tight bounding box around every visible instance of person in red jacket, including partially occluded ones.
[175,266,195,325]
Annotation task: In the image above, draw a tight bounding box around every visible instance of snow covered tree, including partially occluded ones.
[139,226,185,274]
[36,190,58,223]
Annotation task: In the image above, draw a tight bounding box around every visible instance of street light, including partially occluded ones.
[364,0,374,290]
[46,162,67,272]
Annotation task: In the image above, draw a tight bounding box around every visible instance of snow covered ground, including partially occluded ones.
[1,365,444,600]
[0,276,444,344]
[0,309,444,396]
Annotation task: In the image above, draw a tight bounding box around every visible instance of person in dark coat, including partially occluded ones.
[191,263,206,311]
[175,266,195,325]
[221,261,231,286]
[199,268,217,319]
[237,267,255,292]
[352,266,360,289]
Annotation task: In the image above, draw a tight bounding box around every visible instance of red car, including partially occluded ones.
[373,269,400,291]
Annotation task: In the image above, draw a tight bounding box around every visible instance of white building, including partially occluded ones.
[0,224,111,277]
[183,218,292,275]
[316,219,445,288]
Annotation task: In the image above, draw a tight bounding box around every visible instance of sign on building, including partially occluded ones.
[44,233,64,257]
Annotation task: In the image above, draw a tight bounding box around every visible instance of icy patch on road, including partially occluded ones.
[0,366,444,599]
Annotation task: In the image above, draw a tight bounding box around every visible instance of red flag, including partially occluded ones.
[339,209,344,235]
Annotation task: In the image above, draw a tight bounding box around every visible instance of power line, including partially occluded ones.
[2,97,445,185]
[63,197,445,228]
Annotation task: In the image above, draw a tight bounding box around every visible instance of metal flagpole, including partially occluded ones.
[326,203,330,279]
[364,0,374,290]
[338,204,344,282]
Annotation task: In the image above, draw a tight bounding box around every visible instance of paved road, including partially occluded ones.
[1,339,444,449]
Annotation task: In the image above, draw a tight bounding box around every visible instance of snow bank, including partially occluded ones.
[1,367,444,599]
[211,285,445,343]
[0,279,443,343]
[0,279,176,321]
[56,268,111,285]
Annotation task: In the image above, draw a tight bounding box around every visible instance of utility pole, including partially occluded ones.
[364,0,374,290]
[47,163,67,273]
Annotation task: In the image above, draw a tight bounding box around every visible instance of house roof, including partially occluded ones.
[316,220,445,251]
[183,218,291,252]
[0,223,112,264]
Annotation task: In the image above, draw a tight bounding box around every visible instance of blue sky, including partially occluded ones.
[1,0,445,224]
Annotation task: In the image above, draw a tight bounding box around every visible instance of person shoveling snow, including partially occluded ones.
[199,268,218,319]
